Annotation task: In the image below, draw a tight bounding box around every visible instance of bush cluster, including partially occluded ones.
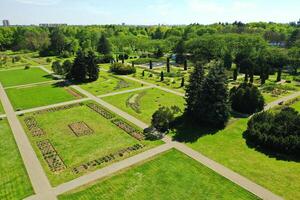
[110,62,136,75]
[245,107,300,156]
[230,83,265,114]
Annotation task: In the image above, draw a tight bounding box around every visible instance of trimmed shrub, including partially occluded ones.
[245,107,300,156]
[230,83,265,114]
[110,62,136,75]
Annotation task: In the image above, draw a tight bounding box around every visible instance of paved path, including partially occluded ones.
[4,80,60,89]
[264,91,300,110]
[98,86,154,98]
[52,143,173,195]
[0,83,57,200]
[16,98,90,115]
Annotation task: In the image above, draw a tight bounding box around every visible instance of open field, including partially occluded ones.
[292,100,300,111]
[171,118,300,200]
[6,82,83,110]
[58,149,258,200]
[102,88,185,124]
[0,67,52,87]
[79,71,143,96]
[0,119,33,200]
[20,101,161,186]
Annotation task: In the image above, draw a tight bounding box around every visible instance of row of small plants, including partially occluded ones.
[111,119,145,141]
[37,140,66,173]
[24,116,45,137]
[72,144,144,174]
[34,103,83,115]
[87,103,115,119]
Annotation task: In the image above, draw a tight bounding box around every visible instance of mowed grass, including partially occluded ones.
[20,102,161,186]
[0,67,52,87]
[80,71,142,96]
[173,119,300,200]
[59,149,258,200]
[6,83,83,110]
[0,119,33,199]
[102,88,185,124]
[291,99,300,111]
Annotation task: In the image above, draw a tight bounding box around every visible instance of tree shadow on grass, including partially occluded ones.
[170,116,219,143]
[243,131,300,162]
[43,74,56,80]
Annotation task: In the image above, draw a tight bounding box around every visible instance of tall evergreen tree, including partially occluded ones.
[199,61,230,127]
[86,51,99,81]
[185,62,205,117]
[223,51,232,69]
[69,50,86,82]
[97,35,112,55]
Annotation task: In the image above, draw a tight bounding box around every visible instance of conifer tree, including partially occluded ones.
[69,50,86,82]
[160,71,164,81]
[86,51,99,81]
[167,57,170,73]
[185,62,205,117]
[97,35,111,55]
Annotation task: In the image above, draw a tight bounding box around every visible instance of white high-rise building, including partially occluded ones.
[2,20,10,26]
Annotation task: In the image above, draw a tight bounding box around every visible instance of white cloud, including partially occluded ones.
[15,0,61,6]
[187,0,225,13]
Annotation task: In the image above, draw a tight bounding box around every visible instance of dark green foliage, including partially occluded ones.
[230,83,265,114]
[51,61,62,75]
[174,39,185,64]
[151,106,181,132]
[166,57,170,73]
[149,60,153,69]
[185,62,205,117]
[198,61,230,128]
[142,70,145,77]
[233,68,238,81]
[181,77,185,87]
[184,60,188,71]
[110,62,136,75]
[245,107,300,156]
[68,50,99,82]
[62,60,72,75]
[97,35,112,55]
[155,47,164,58]
[160,71,164,81]
[223,51,232,69]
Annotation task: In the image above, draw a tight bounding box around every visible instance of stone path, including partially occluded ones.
[264,91,300,110]
[0,83,57,200]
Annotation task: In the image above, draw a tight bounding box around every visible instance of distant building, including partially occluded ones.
[2,20,10,26]
[39,23,67,27]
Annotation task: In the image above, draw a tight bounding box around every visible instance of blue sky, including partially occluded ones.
[1,0,299,25]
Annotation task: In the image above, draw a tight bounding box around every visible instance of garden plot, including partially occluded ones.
[0,119,33,199]
[20,101,161,186]
[79,71,142,96]
[6,82,83,110]
[102,88,185,124]
[58,149,258,200]
[0,67,52,87]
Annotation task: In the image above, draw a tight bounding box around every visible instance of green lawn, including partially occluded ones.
[0,67,52,87]
[59,149,258,200]
[20,102,161,186]
[6,83,83,110]
[0,119,33,199]
[80,71,142,96]
[291,99,300,111]
[102,88,185,124]
[171,119,300,200]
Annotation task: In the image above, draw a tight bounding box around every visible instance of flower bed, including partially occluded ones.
[34,103,83,115]
[37,140,66,173]
[111,119,144,140]
[24,116,45,137]
[68,121,94,137]
[72,144,144,174]
[86,103,115,119]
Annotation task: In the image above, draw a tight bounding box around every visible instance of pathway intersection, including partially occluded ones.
[1,65,295,199]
